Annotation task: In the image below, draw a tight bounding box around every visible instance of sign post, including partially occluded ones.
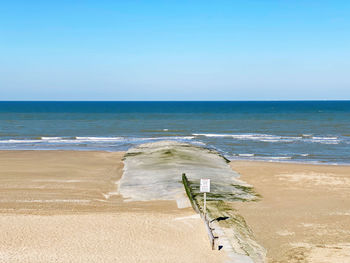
[200,179,210,220]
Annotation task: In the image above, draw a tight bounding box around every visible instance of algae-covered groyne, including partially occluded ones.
[119,141,266,262]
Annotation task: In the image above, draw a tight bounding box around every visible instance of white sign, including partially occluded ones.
[200,179,210,193]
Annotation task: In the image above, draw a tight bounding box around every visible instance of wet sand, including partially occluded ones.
[0,151,226,263]
[231,161,350,263]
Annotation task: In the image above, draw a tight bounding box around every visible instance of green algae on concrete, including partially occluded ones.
[120,141,266,262]
[186,179,266,263]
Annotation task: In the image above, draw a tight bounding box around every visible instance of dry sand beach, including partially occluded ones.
[1,150,350,263]
[231,161,350,263]
[0,150,226,263]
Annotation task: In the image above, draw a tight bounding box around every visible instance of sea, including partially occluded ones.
[0,101,349,165]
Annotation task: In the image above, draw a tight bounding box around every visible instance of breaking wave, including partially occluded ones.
[0,136,199,151]
[193,133,341,144]
[0,133,347,164]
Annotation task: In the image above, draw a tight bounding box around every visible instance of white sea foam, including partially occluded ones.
[310,136,340,144]
[302,134,313,137]
[238,154,255,157]
[193,133,232,137]
[0,136,195,146]
[129,136,195,141]
[193,133,343,145]
[0,133,344,156]
[0,137,124,144]
[313,136,338,140]
[0,139,42,143]
[75,136,124,141]
[193,133,299,143]
[259,139,283,142]
[231,154,293,162]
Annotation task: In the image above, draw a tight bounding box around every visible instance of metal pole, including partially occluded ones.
[204,192,207,220]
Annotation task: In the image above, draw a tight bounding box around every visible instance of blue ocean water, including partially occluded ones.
[0,101,349,164]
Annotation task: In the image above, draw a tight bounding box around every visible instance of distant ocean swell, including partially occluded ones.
[0,101,349,165]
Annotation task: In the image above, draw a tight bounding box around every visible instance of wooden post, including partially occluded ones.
[182,173,199,213]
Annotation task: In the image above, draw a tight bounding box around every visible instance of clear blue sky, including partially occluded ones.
[0,0,349,100]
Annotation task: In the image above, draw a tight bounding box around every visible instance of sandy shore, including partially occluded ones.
[231,161,350,263]
[0,151,226,263]
[3,150,350,263]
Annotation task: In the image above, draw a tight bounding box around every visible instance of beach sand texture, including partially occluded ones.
[0,150,226,263]
[231,161,350,263]
[2,149,350,263]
